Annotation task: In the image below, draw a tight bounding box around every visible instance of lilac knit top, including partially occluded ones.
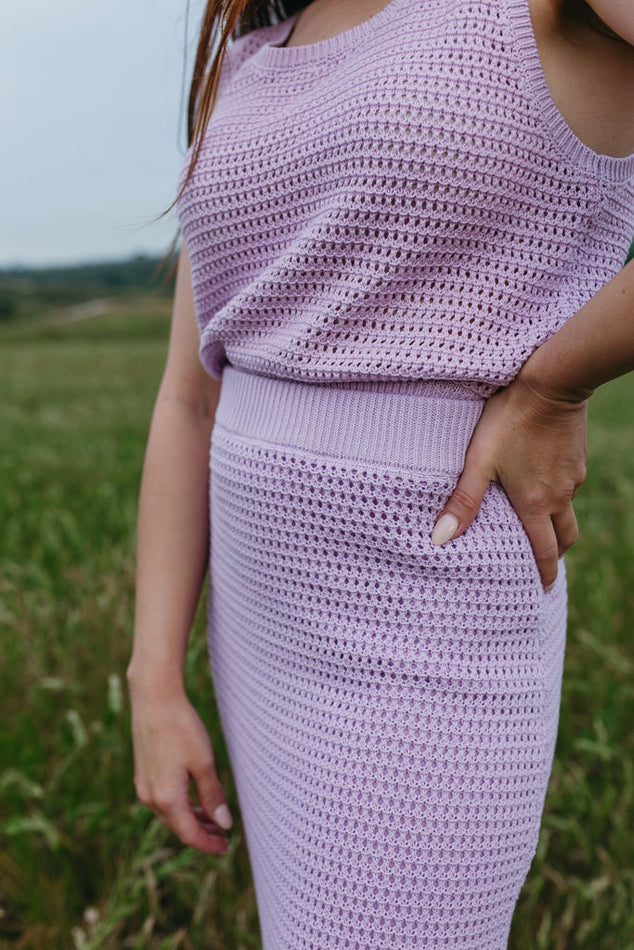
[176,0,634,399]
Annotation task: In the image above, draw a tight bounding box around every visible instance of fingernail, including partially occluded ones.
[431,513,459,545]
[544,579,556,593]
[213,804,233,829]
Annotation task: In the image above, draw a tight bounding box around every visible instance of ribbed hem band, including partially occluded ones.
[215,366,486,476]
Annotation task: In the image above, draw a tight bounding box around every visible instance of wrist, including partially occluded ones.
[126,658,187,700]
[516,344,595,405]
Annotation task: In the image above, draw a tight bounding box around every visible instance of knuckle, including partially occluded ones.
[533,543,559,565]
[152,789,176,813]
[197,758,217,780]
[134,780,151,806]
[451,486,479,512]
[522,485,549,513]
[560,468,585,500]
[560,478,579,501]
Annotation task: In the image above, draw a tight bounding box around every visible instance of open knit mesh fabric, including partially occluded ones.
[173,0,632,945]
[208,365,568,948]
[176,0,634,399]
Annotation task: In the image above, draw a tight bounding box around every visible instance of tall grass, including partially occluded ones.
[1,299,633,949]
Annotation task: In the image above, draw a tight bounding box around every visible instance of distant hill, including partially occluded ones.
[0,253,176,322]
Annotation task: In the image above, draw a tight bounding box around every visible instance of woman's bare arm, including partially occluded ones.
[517,256,634,401]
[125,241,233,855]
[126,240,221,692]
[430,0,634,582]
[431,257,634,591]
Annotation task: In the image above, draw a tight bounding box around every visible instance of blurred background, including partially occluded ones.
[1,2,634,948]
[2,0,188,268]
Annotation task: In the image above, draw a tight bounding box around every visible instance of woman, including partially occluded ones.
[127,0,634,946]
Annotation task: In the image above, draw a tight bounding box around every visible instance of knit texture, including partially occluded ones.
[174,1,615,943]
[176,0,634,399]
[209,366,567,949]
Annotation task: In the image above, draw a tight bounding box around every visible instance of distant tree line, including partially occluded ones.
[0,253,176,322]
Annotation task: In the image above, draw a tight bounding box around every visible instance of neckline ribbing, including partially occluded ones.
[502,0,634,184]
[257,0,410,69]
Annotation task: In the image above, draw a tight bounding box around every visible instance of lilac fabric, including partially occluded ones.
[209,366,567,948]
[173,0,634,944]
[176,0,634,398]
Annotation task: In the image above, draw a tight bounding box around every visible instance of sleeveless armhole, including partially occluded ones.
[500,0,634,185]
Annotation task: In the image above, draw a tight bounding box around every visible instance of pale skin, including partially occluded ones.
[127,0,634,854]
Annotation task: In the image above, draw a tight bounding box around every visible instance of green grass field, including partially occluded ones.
[1,298,633,949]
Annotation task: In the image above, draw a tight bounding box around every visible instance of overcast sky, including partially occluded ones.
[1,0,205,267]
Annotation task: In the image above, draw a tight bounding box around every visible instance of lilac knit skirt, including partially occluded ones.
[207,365,567,950]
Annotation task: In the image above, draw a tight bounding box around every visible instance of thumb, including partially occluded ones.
[194,762,233,830]
[431,462,492,546]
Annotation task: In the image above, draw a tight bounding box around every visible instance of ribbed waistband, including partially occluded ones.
[215,366,487,476]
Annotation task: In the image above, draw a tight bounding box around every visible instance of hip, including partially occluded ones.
[209,366,566,679]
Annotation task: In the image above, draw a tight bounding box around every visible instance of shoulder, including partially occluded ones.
[530,0,634,156]
[536,0,633,45]
[582,0,634,46]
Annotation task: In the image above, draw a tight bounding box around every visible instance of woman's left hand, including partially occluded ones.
[430,369,589,591]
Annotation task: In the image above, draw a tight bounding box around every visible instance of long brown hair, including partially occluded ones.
[155,0,310,275]
[182,1,311,200]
